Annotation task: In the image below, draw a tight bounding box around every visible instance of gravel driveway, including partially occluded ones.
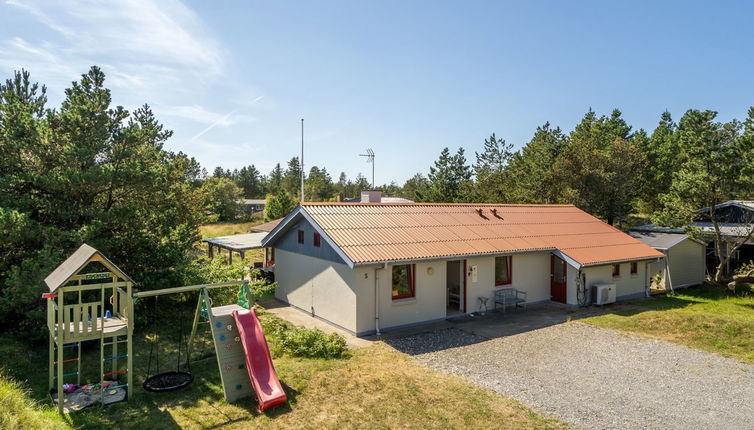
[388,322,754,429]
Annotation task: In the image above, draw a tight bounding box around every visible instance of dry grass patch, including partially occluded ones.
[585,284,754,364]
[269,345,567,430]
[199,220,263,238]
[1,333,565,429]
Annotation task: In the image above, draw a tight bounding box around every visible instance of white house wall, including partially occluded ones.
[355,261,447,335]
[465,253,552,312]
[354,252,552,335]
[580,262,650,301]
[274,248,358,333]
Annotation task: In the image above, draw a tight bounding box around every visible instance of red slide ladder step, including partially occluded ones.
[103,369,128,377]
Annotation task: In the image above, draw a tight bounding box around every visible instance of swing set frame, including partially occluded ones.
[44,244,251,414]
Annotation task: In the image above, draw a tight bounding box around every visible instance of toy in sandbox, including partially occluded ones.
[43,244,287,414]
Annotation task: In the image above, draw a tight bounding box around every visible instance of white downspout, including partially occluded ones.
[374,263,387,336]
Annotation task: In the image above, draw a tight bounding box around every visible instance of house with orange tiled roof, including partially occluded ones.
[261,196,664,336]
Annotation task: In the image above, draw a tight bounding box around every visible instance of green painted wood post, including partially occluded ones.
[187,293,203,363]
[100,284,105,406]
[126,282,133,400]
[48,299,54,393]
[56,291,64,415]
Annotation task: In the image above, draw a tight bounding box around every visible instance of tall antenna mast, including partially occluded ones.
[300,118,304,202]
[359,148,375,188]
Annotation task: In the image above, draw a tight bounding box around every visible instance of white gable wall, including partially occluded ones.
[274,248,358,333]
[667,239,706,288]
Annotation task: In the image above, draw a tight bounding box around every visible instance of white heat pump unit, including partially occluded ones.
[592,283,616,305]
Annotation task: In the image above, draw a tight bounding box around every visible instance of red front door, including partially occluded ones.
[550,254,567,303]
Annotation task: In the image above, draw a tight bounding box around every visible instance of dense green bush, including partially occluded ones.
[259,312,349,359]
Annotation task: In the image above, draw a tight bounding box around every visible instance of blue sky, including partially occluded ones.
[1,1,752,184]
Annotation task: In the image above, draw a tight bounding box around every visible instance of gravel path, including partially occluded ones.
[388,322,754,430]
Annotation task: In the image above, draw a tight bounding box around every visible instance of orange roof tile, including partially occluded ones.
[297,203,664,266]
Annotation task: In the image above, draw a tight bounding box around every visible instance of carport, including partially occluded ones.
[202,232,273,268]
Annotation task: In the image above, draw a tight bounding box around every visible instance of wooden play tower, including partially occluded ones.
[44,244,134,414]
[43,244,278,414]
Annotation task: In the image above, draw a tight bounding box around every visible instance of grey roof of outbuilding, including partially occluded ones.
[44,244,133,292]
[202,232,269,251]
[627,230,699,250]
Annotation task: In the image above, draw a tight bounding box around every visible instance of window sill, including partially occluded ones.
[630,274,638,278]
[391,297,417,306]
[612,276,621,281]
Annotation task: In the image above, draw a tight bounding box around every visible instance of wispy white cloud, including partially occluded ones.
[1,0,271,172]
[1,0,225,99]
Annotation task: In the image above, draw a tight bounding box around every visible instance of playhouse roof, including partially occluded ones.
[263,203,664,268]
[44,244,133,292]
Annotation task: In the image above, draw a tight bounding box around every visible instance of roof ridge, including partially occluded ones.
[321,220,605,230]
[302,202,575,207]
[339,231,632,246]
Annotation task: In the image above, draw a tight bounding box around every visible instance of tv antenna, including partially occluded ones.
[359,148,375,188]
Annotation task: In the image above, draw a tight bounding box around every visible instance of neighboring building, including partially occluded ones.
[239,199,266,215]
[634,200,754,274]
[250,218,283,233]
[262,203,664,336]
[343,190,414,204]
[628,230,706,289]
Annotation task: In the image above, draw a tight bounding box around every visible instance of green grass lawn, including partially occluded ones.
[1,301,567,429]
[585,283,754,364]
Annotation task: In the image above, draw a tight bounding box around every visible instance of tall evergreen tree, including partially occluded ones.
[0,67,207,336]
[305,166,335,201]
[282,157,302,197]
[473,133,513,202]
[637,111,680,212]
[266,163,284,195]
[425,147,472,202]
[505,122,568,203]
[555,109,644,225]
[236,165,262,198]
[654,109,753,281]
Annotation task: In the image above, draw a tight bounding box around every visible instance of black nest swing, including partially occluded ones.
[143,296,194,392]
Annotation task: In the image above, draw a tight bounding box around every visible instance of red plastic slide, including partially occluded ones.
[232,308,287,411]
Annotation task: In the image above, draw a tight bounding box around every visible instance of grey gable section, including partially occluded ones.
[262,206,353,267]
[44,243,134,292]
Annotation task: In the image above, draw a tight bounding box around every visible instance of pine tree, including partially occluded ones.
[282,157,302,197]
[505,122,568,203]
[264,190,296,221]
[266,163,283,195]
[237,165,262,198]
[473,133,513,202]
[554,109,644,225]
[637,111,679,212]
[425,148,472,202]
[654,109,753,281]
